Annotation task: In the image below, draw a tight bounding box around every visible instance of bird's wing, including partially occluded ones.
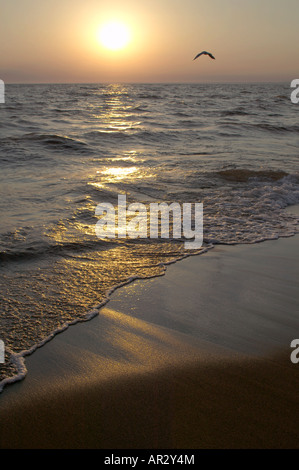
[194,51,215,60]
[193,52,204,60]
[193,51,215,60]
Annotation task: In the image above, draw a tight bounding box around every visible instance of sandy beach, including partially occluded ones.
[0,209,299,449]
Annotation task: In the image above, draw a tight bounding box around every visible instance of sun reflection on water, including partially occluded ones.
[89,165,144,191]
[101,166,138,179]
[89,84,142,133]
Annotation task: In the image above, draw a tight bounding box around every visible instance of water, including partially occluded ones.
[0,82,298,391]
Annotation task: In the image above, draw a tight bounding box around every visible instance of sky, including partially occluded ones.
[1,0,298,83]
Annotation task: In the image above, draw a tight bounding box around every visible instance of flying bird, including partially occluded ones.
[193,51,215,60]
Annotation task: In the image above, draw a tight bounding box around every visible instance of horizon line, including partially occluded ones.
[4,79,292,86]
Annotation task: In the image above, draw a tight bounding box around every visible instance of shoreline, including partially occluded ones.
[0,207,298,448]
[0,243,213,395]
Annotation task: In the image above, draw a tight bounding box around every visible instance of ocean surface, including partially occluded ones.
[0,82,299,391]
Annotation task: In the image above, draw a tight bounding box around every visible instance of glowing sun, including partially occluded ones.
[98,21,131,51]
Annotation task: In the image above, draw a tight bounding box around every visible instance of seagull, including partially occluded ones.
[193,51,215,60]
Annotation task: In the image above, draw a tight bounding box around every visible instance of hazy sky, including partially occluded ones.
[1,0,298,83]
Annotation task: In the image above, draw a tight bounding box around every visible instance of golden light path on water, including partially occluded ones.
[89,166,144,193]
[88,85,143,135]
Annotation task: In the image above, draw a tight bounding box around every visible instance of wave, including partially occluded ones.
[136,93,163,100]
[221,109,251,117]
[84,128,182,143]
[0,237,114,264]
[257,123,299,133]
[219,122,299,134]
[217,169,289,183]
[0,133,90,152]
[85,129,134,138]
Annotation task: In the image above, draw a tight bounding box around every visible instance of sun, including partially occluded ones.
[98,21,131,51]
